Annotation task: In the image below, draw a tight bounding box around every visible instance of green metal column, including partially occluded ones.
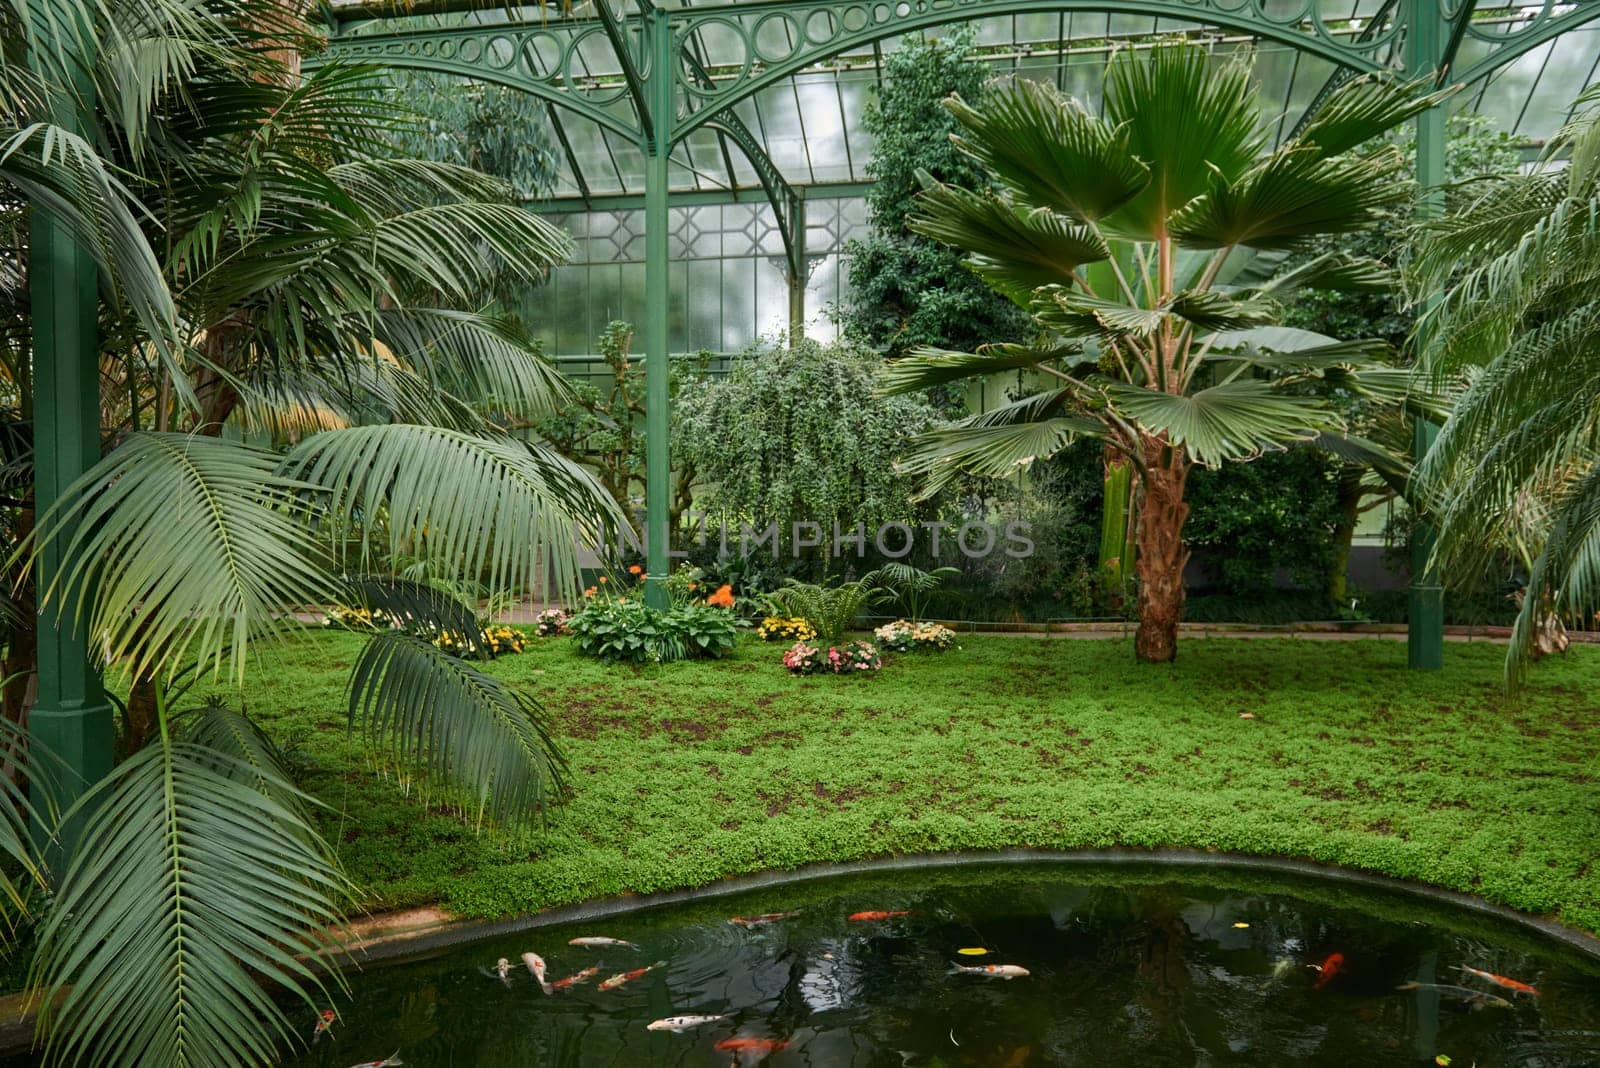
[642,6,673,608]
[1405,0,1446,670]
[30,36,115,820]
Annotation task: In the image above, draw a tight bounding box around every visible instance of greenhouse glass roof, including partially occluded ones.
[320,0,1600,355]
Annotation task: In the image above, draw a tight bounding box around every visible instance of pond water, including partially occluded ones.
[284,862,1600,1067]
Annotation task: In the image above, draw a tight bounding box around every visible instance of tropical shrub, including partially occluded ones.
[874,619,958,653]
[765,577,888,645]
[675,340,940,575]
[882,43,1442,662]
[1410,84,1600,673]
[567,598,737,664]
[873,562,960,623]
[757,617,817,642]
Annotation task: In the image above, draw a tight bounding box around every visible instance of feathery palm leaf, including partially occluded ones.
[348,631,566,826]
[30,738,349,1068]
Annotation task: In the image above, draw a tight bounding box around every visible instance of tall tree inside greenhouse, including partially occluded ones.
[842,30,1028,362]
[1411,84,1600,674]
[2,0,617,1064]
[882,44,1443,662]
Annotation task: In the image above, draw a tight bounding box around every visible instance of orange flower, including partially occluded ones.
[583,586,597,598]
[629,564,643,576]
[688,582,698,591]
[598,575,608,584]
[707,583,735,608]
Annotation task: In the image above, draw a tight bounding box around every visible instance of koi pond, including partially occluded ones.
[285,862,1600,1067]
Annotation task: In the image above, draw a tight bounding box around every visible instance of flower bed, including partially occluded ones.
[874,619,957,653]
[758,616,817,642]
[783,639,882,675]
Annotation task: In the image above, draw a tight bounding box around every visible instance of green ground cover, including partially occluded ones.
[230,633,1600,932]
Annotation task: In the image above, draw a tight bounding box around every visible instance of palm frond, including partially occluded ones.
[280,425,622,603]
[31,738,349,1068]
[1105,380,1341,467]
[348,631,565,827]
[878,343,1084,395]
[944,79,1148,221]
[27,433,335,685]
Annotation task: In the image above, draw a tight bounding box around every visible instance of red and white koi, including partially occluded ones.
[729,911,800,927]
[1309,952,1344,991]
[599,961,667,991]
[312,1009,336,1043]
[949,962,1030,979]
[647,1013,728,1032]
[548,965,600,991]
[521,952,547,984]
[848,910,910,922]
[570,936,638,949]
[1457,964,1539,996]
[345,1054,403,1068]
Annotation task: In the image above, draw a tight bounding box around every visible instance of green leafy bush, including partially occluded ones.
[567,599,738,664]
[765,578,887,645]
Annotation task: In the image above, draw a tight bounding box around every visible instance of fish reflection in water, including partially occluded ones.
[276,867,1600,1067]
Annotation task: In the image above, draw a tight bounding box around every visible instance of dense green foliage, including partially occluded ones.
[385,71,561,201]
[231,633,1600,935]
[841,31,1028,359]
[676,339,938,573]
[566,599,739,664]
[1186,451,1345,593]
[765,576,888,644]
[1412,87,1600,675]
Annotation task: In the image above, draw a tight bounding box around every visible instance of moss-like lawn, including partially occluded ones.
[230,633,1600,933]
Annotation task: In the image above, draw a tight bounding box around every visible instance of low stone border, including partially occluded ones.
[336,848,1600,968]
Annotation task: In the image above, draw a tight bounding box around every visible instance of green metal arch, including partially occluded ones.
[667,0,1391,143]
[1452,2,1600,86]
[315,40,644,141]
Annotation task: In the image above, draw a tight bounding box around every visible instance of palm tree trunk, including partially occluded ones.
[1133,434,1190,663]
[1326,470,1364,606]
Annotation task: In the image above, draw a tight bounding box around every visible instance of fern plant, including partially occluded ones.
[765,578,889,645]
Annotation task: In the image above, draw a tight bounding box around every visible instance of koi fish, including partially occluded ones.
[312,1009,336,1043]
[715,1037,791,1055]
[949,962,1030,979]
[1260,957,1296,990]
[599,961,666,991]
[345,1055,403,1068]
[548,965,600,991]
[1457,964,1539,996]
[1309,952,1344,990]
[570,936,638,949]
[646,1013,728,1031]
[848,910,910,922]
[495,957,512,986]
[1399,981,1514,1011]
[729,911,799,927]
[521,952,547,984]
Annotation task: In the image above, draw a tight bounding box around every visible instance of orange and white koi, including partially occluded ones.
[1309,952,1344,991]
[345,1054,403,1068]
[570,936,638,949]
[715,1036,791,1056]
[1399,981,1513,1011]
[599,961,666,991]
[548,965,600,991]
[647,1013,727,1032]
[949,962,1030,979]
[729,911,800,927]
[848,910,910,922]
[312,1009,336,1043]
[1457,964,1539,996]
[521,952,547,984]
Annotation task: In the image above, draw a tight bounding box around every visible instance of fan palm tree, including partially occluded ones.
[1409,84,1600,678]
[3,0,625,1065]
[879,43,1445,662]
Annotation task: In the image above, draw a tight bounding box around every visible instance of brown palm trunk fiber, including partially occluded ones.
[1133,435,1190,664]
